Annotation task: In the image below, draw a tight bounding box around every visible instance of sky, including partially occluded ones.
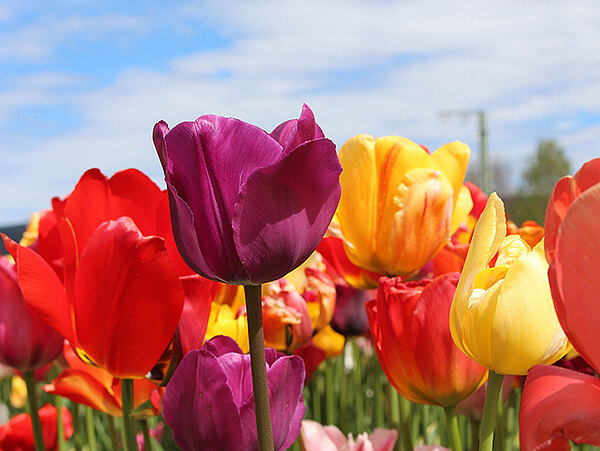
[2,0,600,225]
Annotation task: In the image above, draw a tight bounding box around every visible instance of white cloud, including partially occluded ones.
[2,0,600,224]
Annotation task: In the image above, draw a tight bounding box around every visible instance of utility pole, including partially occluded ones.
[438,109,491,194]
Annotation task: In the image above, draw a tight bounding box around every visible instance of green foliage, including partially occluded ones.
[522,139,571,197]
[505,139,571,225]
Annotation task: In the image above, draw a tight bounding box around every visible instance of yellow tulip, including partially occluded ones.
[337,135,471,275]
[450,193,570,375]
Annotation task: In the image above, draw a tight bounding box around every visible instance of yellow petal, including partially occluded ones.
[311,326,345,358]
[495,235,530,267]
[338,134,378,268]
[450,184,474,235]
[431,141,471,206]
[489,245,569,375]
[450,193,506,345]
[377,167,454,274]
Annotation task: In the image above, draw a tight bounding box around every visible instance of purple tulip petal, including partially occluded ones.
[163,350,244,451]
[163,116,284,284]
[218,351,254,408]
[239,355,306,451]
[267,355,306,450]
[232,138,342,284]
[270,104,325,154]
[152,121,170,173]
[204,335,244,357]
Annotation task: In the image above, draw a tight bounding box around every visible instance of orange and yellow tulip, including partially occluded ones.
[336,135,471,275]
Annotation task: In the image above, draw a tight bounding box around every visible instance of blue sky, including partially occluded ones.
[2,0,600,225]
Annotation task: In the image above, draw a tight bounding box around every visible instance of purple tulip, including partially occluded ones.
[163,336,306,451]
[153,104,342,285]
[0,256,63,371]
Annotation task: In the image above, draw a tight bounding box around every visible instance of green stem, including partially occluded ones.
[444,406,463,451]
[389,387,401,451]
[55,396,65,451]
[479,371,504,451]
[72,403,82,451]
[399,395,414,451]
[325,359,336,425]
[244,284,275,451]
[470,419,480,451]
[85,407,97,451]
[121,379,138,451]
[141,419,153,451]
[351,339,364,431]
[107,414,119,451]
[24,371,46,451]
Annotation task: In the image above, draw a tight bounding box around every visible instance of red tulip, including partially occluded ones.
[520,161,600,449]
[2,169,195,379]
[0,255,63,372]
[0,404,73,451]
[366,274,487,406]
[520,366,600,450]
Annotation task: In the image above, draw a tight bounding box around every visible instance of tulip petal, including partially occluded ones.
[7,238,73,344]
[178,275,215,355]
[232,138,341,284]
[239,355,306,450]
[63,168,164,251]
[430,141,470,206]
[270,104,324,153]
[520,365,600,450]
[450,184,474,235]
[73,217,184,378]
[551,183,600,372]
[163,349,244,451]
[378,168,454,274]
[300,420,340,451]
[451,193,506,347]
[44,369,122,417]
[490,244,568,375]
[163,117,284,284]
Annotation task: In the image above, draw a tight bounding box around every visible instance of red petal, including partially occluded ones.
[10,239,74,344]
[551,183,600,372]
[178,275,214,354]
[44,369,122,417]
[62,168,165,254]
[73,217,185,378]
[520,365,600,450]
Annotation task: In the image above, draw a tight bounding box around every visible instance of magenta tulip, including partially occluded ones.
[153,104,342,285]
[162,336,305,451]
[0,256,63,372]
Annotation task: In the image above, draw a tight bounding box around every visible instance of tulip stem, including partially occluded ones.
[399,394,414,451]
[55,396,65,451]
[244,284,275,451]
[141,419,153,451]
[479,371,504,451]
[444,406,463,451]
[85,406,97,451]
[24,371,46,451]
[107,414,119,451]
[121,379,138,451]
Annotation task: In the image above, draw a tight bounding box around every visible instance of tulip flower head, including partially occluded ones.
[162,336,305,451]
[450,193,570,375]
[367,273,487,406]
[0,404,73,451]
[519,167,600,450]
[153,104,342,285]
[336,135,471,276]
[300,420,398,451]
[0,255,63,372]
[3,169,188,379]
